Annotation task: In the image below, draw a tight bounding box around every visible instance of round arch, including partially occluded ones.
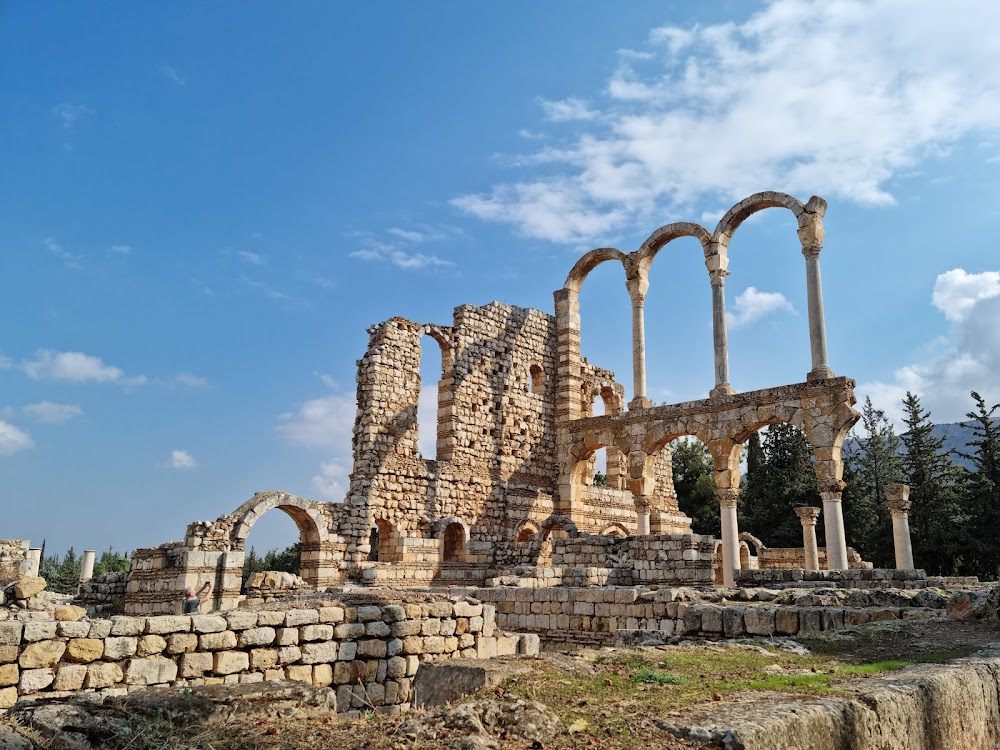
[600,523,629,537]
[514,520,540,544]
[563,247,630,293]
[712,192,809,248]
[634,222,712,277]
[435,517,470,563]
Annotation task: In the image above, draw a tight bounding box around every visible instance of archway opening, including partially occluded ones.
[670,436,720,537]
[417,333,444,460]
[577,260,633,402]
[529,364,544,395]
[442,523,466,563]
[368,518,402,562]
[240,508,303,593]
[515,523,538,544]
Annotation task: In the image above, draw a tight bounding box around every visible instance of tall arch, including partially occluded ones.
[563,247,630,294]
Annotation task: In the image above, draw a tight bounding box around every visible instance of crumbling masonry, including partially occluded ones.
[123,191,861,613]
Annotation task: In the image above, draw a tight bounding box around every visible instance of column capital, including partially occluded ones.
[793,505,821,526]
[708,268,730,287]
[819,489,843,504]
[625,273,649,302]
[884,483,911,515]
[633,495,650,512]
[797,219,824,257]
[715,488,739,508]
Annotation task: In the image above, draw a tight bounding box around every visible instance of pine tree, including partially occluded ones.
[900,391,966,575]
[959,391,1000,578]
[671,438,719,536]
[843,397,902,567]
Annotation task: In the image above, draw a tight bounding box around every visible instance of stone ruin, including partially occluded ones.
[115,190,894,614]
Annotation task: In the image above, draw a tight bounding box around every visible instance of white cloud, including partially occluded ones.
[539,97,597,122]
[173,373,209,389]
[22,402,83,424]
[240,277,301,303]
[21,350,146,385]
[42,238,82,269]
[310,457,350,501]
[931,269,1000,322]
[52,103,93,128]
[350,247,454,270]
[453,0,1000,244]
[316,372,339,389]
[158,65,186,86]
[237,250,266,265]
[387,228,425,242]
[276,392,356,450]
[107,244,132,255]
[0,421,33,455]
[727,287,795,328]
[165,449,198,470]
[860,268,1000,426]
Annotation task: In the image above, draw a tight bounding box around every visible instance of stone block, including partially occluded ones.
[357,640,387,659]
[179,652,213,678]
[0,663,18,687]
[104,637,138,660]
[285,664,312,683]
[338,641,357,661]
[256,611,285,627]
[57,621,90,638]
[14,577,46,599]
[191,615,228,633]
[278,645,301,664]
[213,651,250,676]
[334,623,365,639]
[365,621,391,638]
[88,620,112,639]
[284,609,318,627]
[357,606,382,622]
[225,611,259,630]
[110,616,145,636]
[0,622,23,646]
[137,634,168,657]
[313,663,333,687]
[239,627,277,647]
[53,664,87,691]
[200,631,238,651]
[54,605,87,622]
[722,608,745,637]
[19,640,66,668]
[682,607,702,634]
[167,633,199,654]
[276,628,300,646]
[744,608,776,636]
[126,657,178,685]
[300,624,333,642]
[319,606,346,624]
[65,638,104,663]
[0,686,18,708]
[301,642,339,664]
[146,616,191,635]
[701,606,723,633]
[85,661,124,689]
[380,605,406,622]
[0,646,17,665]
[250,648,279,671]
[775,609,799,635]
[19,667,54,694]
[22,622,56,642]
[799,608,823,635]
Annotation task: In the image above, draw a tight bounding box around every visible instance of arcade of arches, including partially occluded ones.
[123,191,874,614]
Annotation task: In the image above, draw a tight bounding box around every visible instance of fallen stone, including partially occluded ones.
[412,658,532,708]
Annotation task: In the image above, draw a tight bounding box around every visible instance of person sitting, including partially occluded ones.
[182,581,212,614]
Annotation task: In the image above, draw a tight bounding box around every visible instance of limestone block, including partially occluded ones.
[844,609,872,627]
[179,652,214,678]
[276,628,300,646]
[313,663,333,687]
[65,638,104,663]
[390,620,421,638]
[238,627,276,647]
[256,611,285,627]
[334,623,365,639]
[225,612,258,631]
[167,633,199,654]
[213,651,249,676]
[126,657,178,685]
[284,609,318,627]
[0,686,17,708]
[682,607,703,634]
[249,648,278,670]
[14,577,46,599]
[0,663,18,686]
[145,616,190,635]
[799,608,824,635]
[357,640,387,658]
[453,602,483,618]
[357,606,382,622]
[386,656,406,679]
[199,631,238,651]
[88,620,112,639]
[278,645,301,664]
[722,608,745,637]
[338,642,357,662]
[285,664,312,683]
[333,661,352,684]
[191,615,228,633]
[301,642,339,664]
[84,661,124,689]
[775,609,799,635]
[22,622,56,642]
[110,616,145,636]
[18,667,54,693]
[264,668,284,682]
[137,634,168,657]
[701,606,723,634]
[476,637,497,659]
[0,622,23,646]
[380,605,405,622]
[319,607,345,624]
[401,636,423,655]
[103,637,138,660]
[744,608,776,636]
[365,621,391,638]
[300,624,333,642]
[54,605,87,622]
[53,664,87,691]
[57,622,90,638]
[0,648,16,666]
[19,640,66,668]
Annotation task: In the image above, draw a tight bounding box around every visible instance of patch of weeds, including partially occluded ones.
[840,660,909,675]
[633,668,685,686]
[747,673,833,692]
[914,648,979,663]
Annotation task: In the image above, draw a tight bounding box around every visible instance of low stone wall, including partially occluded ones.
[0,595,536,716]
[735,568,934,588]
[470,585,946,647]
[75,573,128,617]
[757,546,871,571]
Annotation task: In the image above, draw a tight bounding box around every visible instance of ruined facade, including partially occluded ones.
[123,191,861,613]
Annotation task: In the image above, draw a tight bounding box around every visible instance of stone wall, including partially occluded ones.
[757,546,871,571]
[0,542,29,584]
[0,595,536,716]
[75,573,128,617]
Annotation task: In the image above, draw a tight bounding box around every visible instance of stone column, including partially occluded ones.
[717,488,740,587]
[636,500,651,536]
[884,484,915,570]
[626,274,652,410]
[708,267,734,398]
[80,550,96,583]
[25,549,41,578]
[793,506,821,571]
[820,491,849,570]
[799,228,833,381]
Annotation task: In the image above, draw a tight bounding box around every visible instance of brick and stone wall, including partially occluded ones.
[0,595,536,715]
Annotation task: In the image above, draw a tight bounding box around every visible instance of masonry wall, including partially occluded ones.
[0,597,534,715]
[0,542,29,584]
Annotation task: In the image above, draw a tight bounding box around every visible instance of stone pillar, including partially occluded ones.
[799,227,833,381]
[884,484,915,570]
[717,488,740,587]
[25,549,41,578]
[708,266,734,398]
[793,506,821,571]
[80,549,96,583]
[820,491,849,570]
[626,274,652,410]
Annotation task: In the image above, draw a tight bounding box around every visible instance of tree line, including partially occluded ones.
[35,547,130,594]
[672,390,1000,580]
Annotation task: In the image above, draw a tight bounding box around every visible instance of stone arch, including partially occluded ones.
[739,540,752,568]
[369,517,402,563]
[739,531,766,557]
[563,247,629,293]
[538,514,580,540]
[712,540,724,585]
[529,364,545,395]
[712,192,808,248]
[600,523,629,537]
[634,222,713,276]
[435,517,469,563]
[514,520,539,544]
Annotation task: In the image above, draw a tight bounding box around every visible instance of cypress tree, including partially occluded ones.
[959,392,1000,578]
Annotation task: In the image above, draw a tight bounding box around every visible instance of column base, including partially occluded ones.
[628,396,653,410]
[807,367,835,381]
[710,384,735,399]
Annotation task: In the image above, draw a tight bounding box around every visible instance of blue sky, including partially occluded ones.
[3,1,1000,556]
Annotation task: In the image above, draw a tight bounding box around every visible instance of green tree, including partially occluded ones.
[94,548,130,576]
[671,438,719,536]
[900,391,967,575]
[959,391,1000,578]
[843,397,902,567]
[739,424,821,548]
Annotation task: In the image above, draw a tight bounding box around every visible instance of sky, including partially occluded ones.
[2,1,1000,557]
